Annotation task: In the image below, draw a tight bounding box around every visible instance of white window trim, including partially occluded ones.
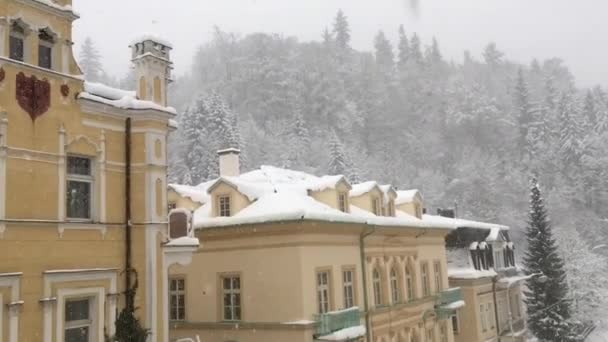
[433,261,442,292]
[0,273,21,342]
[222,275,242,321]
[66,156,95,221]
[57,287,104,342]
[42,269,117,342]
[343,269,355,308]
[317,272,330,314]
[390,268,399,304]
[169,278,186,321]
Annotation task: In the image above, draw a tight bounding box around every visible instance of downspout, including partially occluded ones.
[125,117,134,311]
[360,225,376,342]
[492,276,500,341]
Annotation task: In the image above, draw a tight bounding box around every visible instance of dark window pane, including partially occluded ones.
[234,306,241,320]
[39,45,52,69]
[223,278,231,289]
[67,181,91,219]
[224,306,232,320]
[65,299,89,322]
[233,277,240,289]
[67,157,92,176]
[65,327,89,342]
[9,36,24,62]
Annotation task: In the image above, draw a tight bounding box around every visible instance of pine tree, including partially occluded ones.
[582,90,597,131]
[374,31,395,77]
[483,42,504,67]
[409,33,423,65]
[429,37,442,65]
[327,130,350,176]
[514,68,533,151]
[332,10,350,50]
[79,37,105,82]
[397,25,410,68]
[523,179,578,342]
[557,91,584,168]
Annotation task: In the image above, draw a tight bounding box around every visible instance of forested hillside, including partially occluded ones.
[80,11,608,328]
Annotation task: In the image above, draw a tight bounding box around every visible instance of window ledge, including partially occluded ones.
[58,223,107,238]
[0,56,82,81]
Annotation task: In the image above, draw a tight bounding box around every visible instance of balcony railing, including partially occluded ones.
[435,287,464,319]
[314,307,361,336]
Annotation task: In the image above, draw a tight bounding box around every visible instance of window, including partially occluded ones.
[38,29,54,69]
[372,197,381,216]
[405,265,415,301]
[452,313,460,334]
[222,275,241,321]
[439,322,448,342]
[480,304,487,332]
[390,268,400,304]
[343,269,355,308]
[338,192,348,213]
[169,278,186,321]
[426,327,434,342]
[372,269,382,306]
[317,271,330,313]
[421,263,430,297]
[218,195,231,217]
[65,298,92,342]
[487,303,495,329]
[168,203,177,212]
[433,261,442,292]
[9,22,25,62]
[67,156,93,220]
[494,250,504,269]
[387,200,395,217]
[511,293,521,318]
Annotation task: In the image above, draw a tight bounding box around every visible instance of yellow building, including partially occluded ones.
[0,0,196,341]
[168,152,465,342]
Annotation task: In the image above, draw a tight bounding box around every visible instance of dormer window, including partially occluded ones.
[372,197,381,216]
[38,29,55,69]
[218,195,231,217]
[387,200,395,217]
[9,22,26,62]
[338,192,348,213]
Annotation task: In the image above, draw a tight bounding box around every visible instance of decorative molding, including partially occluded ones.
[82,119,123,132]
[0,113,6,238]
[99,130,106,223]
[56,287,105,342]
[162,245,197,342]
[0,273,22,342]
[65,134,101,154]
[57,223,107,239]
[16,72,51,121]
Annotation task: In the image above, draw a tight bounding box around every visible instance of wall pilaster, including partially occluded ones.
[0,112,7,237]
[57,125,66,221]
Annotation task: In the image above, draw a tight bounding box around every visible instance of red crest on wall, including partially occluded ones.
[60,84,70,97]
[0,68,5,83]
[16,72,51,121]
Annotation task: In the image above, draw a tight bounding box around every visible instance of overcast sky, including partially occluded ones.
[72,0,608,87]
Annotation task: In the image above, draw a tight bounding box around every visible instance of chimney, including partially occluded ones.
[218,148,240,177]
[130,35,173,106]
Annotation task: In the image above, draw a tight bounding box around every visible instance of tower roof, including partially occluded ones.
[130,34,173,49]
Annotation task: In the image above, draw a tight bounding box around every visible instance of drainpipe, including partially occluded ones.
[360,225,376,342]
[125,117,134,311]
[492,276,500,341]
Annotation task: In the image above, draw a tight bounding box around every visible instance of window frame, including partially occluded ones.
[221,273,242,321]
[9,21,26,62]
[371,197,381,216]
[64,297,93,342]
[38,29,55,69]
[342,267,356,309]
[316,269,332,314]
[217,194,231,217]
[494,249,504,269]
[66,155,95,221]
[421,262,430,297]
[390,267,400,304]
[169,277,186,321]
[405,264,415,301]
[433,261,442,292]
[338,192,348,213]
[372,268,383,306]
[387,199,395,217]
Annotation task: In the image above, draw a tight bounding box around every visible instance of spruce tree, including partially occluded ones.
[79,37,105,82]
[482,42,504,67]
[397,25,410,68]
[332,10,350,50]
[514,68,533,151]
[374,31,395,77]
[557,91,584,168]
[327,130,350,176]
[409,33,423,65]
[523,179,577,341]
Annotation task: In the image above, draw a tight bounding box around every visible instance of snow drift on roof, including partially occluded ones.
[350,181,378,197]
[422,214,508,231]
[130,34,173,49]
[79,82,177,114]
[395,189,420,205]
[168,180,215,204]
[32,0,77,14]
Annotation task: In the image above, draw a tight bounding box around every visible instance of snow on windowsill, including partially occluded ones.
[448,267,497,280]
[165,236,199,247]
[441,300,466,310]
[316,325,366,341]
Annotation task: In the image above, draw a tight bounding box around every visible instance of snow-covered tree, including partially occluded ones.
[374,31,394,78]
[523,179,579,342]
[557,91,584,168]
[397,25,410,69]
[332,10,350,51]
[409,33,423,65]
[482,42,504,67]
[79,37,105,82]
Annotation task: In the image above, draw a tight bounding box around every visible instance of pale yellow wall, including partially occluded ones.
[350,187,384,214]
[310,181,350,211]
[208,182,251,217]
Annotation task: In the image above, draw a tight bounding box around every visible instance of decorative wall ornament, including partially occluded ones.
[0,68,5,83]
[15,72,51,121]
[60,84,70,97]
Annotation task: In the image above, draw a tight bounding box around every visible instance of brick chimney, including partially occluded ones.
[218,148,240,177]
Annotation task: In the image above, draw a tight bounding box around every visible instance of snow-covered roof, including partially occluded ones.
[168,180,215,204]
[350,181,380,197]
[31,0,79,16]
[79,82,177,115]
[423,214,509,231]
[130,34,173,49]
[316,325,366,341]
[395,189,421,205]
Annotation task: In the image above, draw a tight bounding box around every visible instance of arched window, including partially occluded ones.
[38,29,55,69]
[139,76,147,100]
[390,267,400,304]
[405,265,415,301]
[373,268,382,306]
[153,76,162,103]
[9,21,26,62]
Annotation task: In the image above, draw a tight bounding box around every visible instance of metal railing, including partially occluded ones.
[314,306,361,336]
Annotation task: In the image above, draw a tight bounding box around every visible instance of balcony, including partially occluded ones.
[314,307,362,337]
[435,287,464,319]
